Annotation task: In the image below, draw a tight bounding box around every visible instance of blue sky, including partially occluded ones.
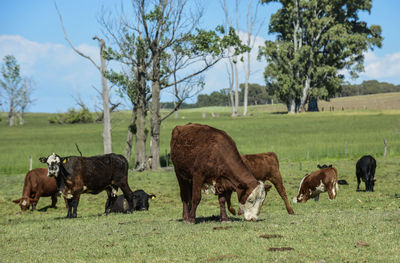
[1,0,399,113]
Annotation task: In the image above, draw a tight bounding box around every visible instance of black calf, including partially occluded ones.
[105,189,156,213]
[356,155,376,192]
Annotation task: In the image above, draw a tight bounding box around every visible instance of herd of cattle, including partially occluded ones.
[13,123,377,223]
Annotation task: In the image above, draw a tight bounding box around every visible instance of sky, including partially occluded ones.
[0,0,399,113]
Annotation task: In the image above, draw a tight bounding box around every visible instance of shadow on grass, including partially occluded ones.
[176,215,266,224]
[37,205,58,212]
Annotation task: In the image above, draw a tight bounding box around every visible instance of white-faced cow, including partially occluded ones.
[170,123,266,223]
[293,166,338,203]
[221,152,294,216]
[39,153,134,218]
[356,155,376,192]
[13,168,60,211]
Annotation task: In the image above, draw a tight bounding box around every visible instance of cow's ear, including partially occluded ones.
[12,199,21,204]
[265,184,272,192]
[39,157,47,163]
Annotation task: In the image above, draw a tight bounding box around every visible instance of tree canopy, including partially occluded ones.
[259,0,383,113]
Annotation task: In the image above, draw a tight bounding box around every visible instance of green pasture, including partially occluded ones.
[1,107,400,262]
[0,107,399,174]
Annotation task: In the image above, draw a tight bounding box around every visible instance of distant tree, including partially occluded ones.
[260,0,383,113]
[338,80,400,97]
[240,83,271,105]
[0,55,33,126]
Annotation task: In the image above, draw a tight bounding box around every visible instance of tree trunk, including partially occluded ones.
[125,107,137,165]
[17,112,24,125]
[300,76,311,111]
[287,98,296,114]
[96,37,112,154]
[243,50,250,116]
[233,59,239,117]
[135,98,147,170]
[150,50,161,170]
[8,104,15,127]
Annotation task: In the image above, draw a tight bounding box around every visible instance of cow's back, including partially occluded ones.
[171,123,245,182]
[63,154,128,191]
[241,152,279,181]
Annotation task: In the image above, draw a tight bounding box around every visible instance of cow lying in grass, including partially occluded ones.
[39,153,134,218]
[13,167,61,211]
[293,166,338,203]
[105,190,156,213]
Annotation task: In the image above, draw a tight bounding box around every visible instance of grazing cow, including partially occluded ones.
[293,166,338,203]
[170,123,266,223]
[39,153,134,218]
[222,152,294,215]
[13,168,60,211]
[105,190,156,213]
[356,155,376,192]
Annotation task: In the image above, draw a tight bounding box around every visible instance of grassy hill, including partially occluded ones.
[1,95,400,262]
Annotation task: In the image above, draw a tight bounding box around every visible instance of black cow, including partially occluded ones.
[105,190,156,213]
[39,153,134,218]
[356,155,376,192]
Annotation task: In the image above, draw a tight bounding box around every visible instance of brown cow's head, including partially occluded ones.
[39,153,62,177]
[13,197,32,211]
[238,181,266,221]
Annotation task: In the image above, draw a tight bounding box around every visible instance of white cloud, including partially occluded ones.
[0,34,101,112]
[362,50,400,81]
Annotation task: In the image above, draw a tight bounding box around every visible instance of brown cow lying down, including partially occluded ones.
[293,166,338,203]
[222,152,294,215]
[13,168,59,211]
[39,153,134,218]
[170,123,266,223]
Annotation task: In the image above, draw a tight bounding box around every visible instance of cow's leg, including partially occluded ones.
[314,194,320,202]
[327,182,337,200]
[104,186,117,214]
[66,198,74,218]
[51,193,58,208]
[218,194,229,222]
[71,195,80,218]
[268,173,295,214]
[356,173,361,191]
[188,176,203,224]
[301,191,310,203]
[176,174,192,223]
[117,180,134,213]
[225,191,236,215]
[31,192,42,211]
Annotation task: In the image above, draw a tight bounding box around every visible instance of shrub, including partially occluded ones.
[48,107,94,124]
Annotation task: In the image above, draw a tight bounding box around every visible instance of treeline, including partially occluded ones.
[338,80,400,97]
[162,80,400,108]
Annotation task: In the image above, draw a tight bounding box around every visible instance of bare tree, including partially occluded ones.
[16,77,34,125]
[221,0,240,117]
[54,1,112,153]
[242,0,264,116]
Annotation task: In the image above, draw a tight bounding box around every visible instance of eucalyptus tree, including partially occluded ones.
[259,0,382,113]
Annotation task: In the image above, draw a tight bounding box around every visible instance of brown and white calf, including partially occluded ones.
[13,168,59,211]
[293,166,338,203]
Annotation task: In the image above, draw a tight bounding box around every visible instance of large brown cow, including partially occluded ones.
[39,153,134,218]
[293,166,338,203]
[223,152,294,215]
[13,168,59,211]
[170,123,266,223]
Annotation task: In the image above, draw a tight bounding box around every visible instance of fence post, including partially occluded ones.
[384,139,387,158]
[29,155,32,171]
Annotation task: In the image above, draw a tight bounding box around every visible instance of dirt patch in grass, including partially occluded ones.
[355,241,369,248]
[260,234,283,239]
[213,226,232,231]
[269,247,294,252]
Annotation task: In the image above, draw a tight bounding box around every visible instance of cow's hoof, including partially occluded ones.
[183,219,195,224]
[221,219,231,223]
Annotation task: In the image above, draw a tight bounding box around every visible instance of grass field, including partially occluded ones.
[1,96,400,262]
